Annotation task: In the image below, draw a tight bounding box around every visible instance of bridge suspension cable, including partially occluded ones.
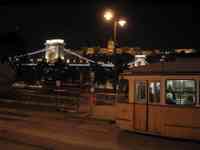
[14,49,46,58]
[13,48,96,64]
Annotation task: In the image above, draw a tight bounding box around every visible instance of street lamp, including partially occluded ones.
[118,19,127,27]
[103,9,127,51]
[104,10,114,21]
[103,9,127,93]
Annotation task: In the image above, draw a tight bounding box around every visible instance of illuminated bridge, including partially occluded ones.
[8,39,118,91]
[12,39,114,68]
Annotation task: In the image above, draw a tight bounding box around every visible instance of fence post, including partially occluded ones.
[89,71,95,115]
[55,80,61,111]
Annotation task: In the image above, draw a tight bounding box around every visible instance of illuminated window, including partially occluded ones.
[136,81,146,102]
[149,81,160,103]
[166,80,196,105]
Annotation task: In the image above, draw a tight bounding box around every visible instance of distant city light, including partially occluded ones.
[30,58,34,62]
[61,56,65,60]
[37,58,42,62]
[66,59,70,63]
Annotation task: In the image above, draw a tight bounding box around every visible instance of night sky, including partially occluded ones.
[0,1,198,56]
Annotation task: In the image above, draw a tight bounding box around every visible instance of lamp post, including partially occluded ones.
[103,9,127,93]
[103,9,127,53]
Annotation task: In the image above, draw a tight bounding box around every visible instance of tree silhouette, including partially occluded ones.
[111,52,134,92]
[36,58,49,81]
[54,58,65,80]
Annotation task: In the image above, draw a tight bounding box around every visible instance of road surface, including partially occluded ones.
[0,103,200,150]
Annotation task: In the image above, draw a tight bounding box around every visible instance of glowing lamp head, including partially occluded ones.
[118,19,127,27]
[104,10,114,21]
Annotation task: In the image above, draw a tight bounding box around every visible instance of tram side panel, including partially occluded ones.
[192,108,200,139]
[134,103,146,131]
[116,78,134,130]
[148,105,162,134]
[116,103,134,130]
[160,106,194,139]
[148,104,200,140]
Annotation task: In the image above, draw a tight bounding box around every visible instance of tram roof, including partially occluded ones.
[123,57,200,76]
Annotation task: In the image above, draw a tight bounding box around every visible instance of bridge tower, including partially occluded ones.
[45,39,65,63]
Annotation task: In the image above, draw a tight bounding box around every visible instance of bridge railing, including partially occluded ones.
[0,82,83,112]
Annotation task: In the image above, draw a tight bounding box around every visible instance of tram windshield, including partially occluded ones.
[118,79,129,102]
[166,80,196,105]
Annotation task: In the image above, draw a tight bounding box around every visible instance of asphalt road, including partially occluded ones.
[0,102,200,150]
[0,137,45,150]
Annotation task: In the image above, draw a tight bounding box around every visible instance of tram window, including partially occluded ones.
[118,79,129,102]
[136,81,146,102]
[149,82,160,103]
[166,80,196,105]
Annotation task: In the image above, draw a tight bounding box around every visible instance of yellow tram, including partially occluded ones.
[116,59,200,140]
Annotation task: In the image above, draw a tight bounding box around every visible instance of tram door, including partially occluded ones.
[134,80,161,132]
[134,80,148,131]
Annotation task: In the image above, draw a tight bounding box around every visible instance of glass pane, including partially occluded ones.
[166,80,196,105]
[149,82,160,103]
[118,79,129,102]
[136,81,146,102]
